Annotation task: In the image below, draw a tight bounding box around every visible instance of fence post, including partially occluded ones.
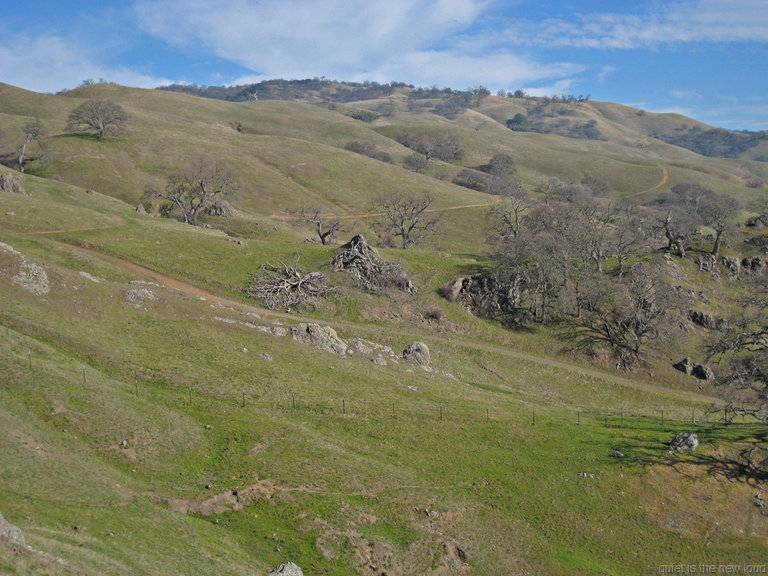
[392,403,395,418]
[620,410,624,428]
[242,389,246,408]
[28,351,32,370]
[83,366,86,385]
[135,379,138,396]
[486,407,489,423]
[292,392,296,410]
[189,387,193,406]
[691,408,695,424]
[343,398,346,415]
[439,404,443,422]
[661,409,664,426]
[577,410,580,426]
[532,409,536,426]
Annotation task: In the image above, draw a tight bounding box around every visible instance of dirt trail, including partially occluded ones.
[638,166,669,195]
[47,237,719,406]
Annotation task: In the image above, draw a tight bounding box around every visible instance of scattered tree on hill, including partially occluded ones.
[144,156,240,226]
[709,284,768,425]
[488,180,530,242]
[66,99,128,140]
[372,190,440,249]
[699,191,741,255]
[506,113,530,132]
[396,131,464,165]
[294,206,343,245]
[16,119,48,173]
[563,262,679,369]
[344,141,392,163]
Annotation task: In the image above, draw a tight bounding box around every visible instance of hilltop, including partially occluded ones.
[0,80,766,575]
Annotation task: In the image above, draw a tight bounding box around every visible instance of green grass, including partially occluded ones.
[1,83,767,575]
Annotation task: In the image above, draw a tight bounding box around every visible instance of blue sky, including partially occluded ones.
[2,0,767,130]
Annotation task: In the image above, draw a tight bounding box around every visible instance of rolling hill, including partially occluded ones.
[0,81,766,575]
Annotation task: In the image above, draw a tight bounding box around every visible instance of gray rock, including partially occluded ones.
[12,260,50,295]
[291,323,348,355]
[673,357,695,375]
[692,363,715,380]
[266,562,303,576]
[0,510,25,547]
[669,432,699,453]
[688,310,726,331]
[403,342,430,369]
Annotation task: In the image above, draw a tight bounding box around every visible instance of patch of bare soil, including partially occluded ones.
[155,480,276,516]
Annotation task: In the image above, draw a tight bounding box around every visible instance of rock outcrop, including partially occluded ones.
[291,323,349,355]
[673,357,714,380]
[266,563,303,576]
[0,510,25,547]
[403,341,430,369]
[442,269,526,319]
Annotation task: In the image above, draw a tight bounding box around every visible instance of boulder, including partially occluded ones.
[266,563,303,576]
[692,363,715,380]
[443,269,525,319]
[291,323,348,355]
[669,432,699,453]
[403,342,430,369]
[688,310,725,331]
[0,510,25,547]
[673,358,714,380]
[673,357,695,375]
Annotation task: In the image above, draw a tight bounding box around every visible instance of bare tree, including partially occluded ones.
[145,156,240,226]
[245,260,336,310]
[17,119,47,173]
[296,206,343,245]
[699,191,740,256]
[563,263,678,368]
[488,179,531,243]
[67,99,128,140]
[709,283,768,424]
[372,191,440,249]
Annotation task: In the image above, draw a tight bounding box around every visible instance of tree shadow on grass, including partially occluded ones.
[624,425,768,486]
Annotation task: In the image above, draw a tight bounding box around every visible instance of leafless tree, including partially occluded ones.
[295,206,343,245]
[245,259,336,310]
[145,156,240,226]
[372,191,440,249]
[563,262,679,368]
[699,191,740,255]
[488,179,531,243]
[67,99,128,140]
[17,119,47,173]
[709,283,768,424]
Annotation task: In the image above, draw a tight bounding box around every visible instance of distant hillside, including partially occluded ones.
[157,78,768,160]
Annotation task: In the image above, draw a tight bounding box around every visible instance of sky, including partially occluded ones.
[2,0,767,131]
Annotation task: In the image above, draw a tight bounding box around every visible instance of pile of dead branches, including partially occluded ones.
[245,260,336,310]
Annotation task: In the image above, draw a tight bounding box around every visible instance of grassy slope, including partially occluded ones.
[1,84,767,574]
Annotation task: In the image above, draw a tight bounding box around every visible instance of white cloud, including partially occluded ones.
[497,0,768,49]
[671,90,703,100]
[0,32,171,94]
[132,0,575,88]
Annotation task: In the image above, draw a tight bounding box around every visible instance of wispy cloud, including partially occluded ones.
[497,0,768,49]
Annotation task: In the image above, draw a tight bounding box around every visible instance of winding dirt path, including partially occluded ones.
[638,166,669,195]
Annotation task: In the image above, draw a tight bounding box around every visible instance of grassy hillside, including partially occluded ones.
[0,83,767,575]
